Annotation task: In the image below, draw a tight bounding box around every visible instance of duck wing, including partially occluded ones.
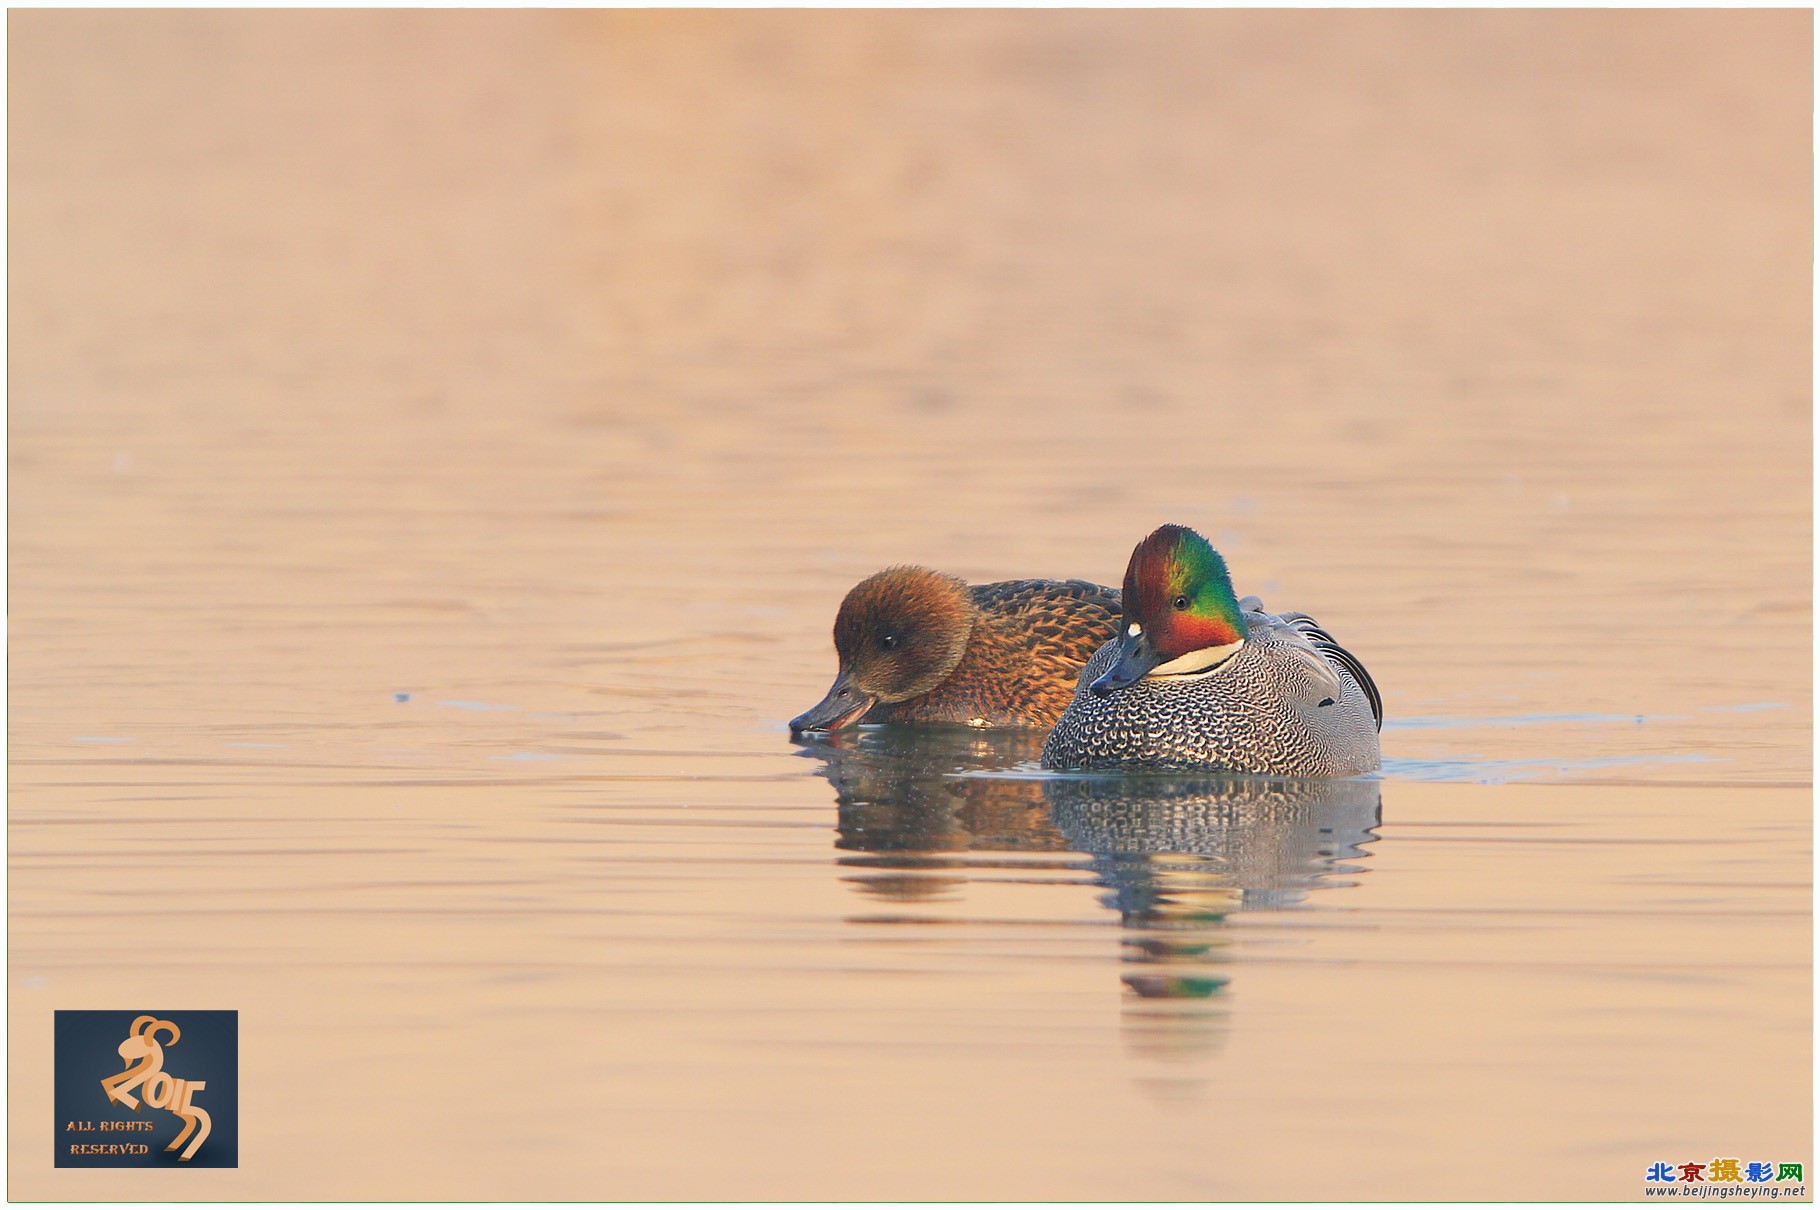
[1241,597,1384,732]
[970,578,1122,663]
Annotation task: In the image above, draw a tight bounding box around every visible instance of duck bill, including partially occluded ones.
[1089,630,1162,699]
[789,674,877,734]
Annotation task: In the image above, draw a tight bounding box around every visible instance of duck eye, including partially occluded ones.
[1173,595,1189,611]
[881,634,899,651]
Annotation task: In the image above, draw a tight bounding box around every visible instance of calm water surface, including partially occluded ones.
[9,10,1811,1200]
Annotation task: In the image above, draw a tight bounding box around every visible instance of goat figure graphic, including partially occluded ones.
[99,1015,212,1161]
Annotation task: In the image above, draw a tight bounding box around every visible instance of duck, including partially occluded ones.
[790,566,1121,733]
[1041,524,1382,776]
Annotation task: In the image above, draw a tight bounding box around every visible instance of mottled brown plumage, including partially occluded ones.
[790,567,1121,732]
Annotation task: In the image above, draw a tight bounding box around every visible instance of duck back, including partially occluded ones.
[868,578,1120,728]
[1041,603,1380,776]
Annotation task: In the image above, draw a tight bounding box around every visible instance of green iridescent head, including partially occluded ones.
[1091,524,1245,698]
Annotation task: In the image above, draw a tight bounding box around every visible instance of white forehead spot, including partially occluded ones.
[1127,623,1142,637]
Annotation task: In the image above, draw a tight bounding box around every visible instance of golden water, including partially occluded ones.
[9,10,1810,1200]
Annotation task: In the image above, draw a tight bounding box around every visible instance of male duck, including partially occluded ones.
[1041,525,1382,776]
[791,567,1121,733]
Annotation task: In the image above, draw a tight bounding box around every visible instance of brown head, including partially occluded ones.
[790,566,977,733]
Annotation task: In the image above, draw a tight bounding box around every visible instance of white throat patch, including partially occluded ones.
[1146,638,1245,680]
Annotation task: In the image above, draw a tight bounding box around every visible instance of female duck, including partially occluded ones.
[791,567,1120,733]
[1041,525,1382,776]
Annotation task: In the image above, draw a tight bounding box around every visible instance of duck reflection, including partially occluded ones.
[791,727,1071,902]
[794,730,1381,1070]
[1042,774,1380,1066]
